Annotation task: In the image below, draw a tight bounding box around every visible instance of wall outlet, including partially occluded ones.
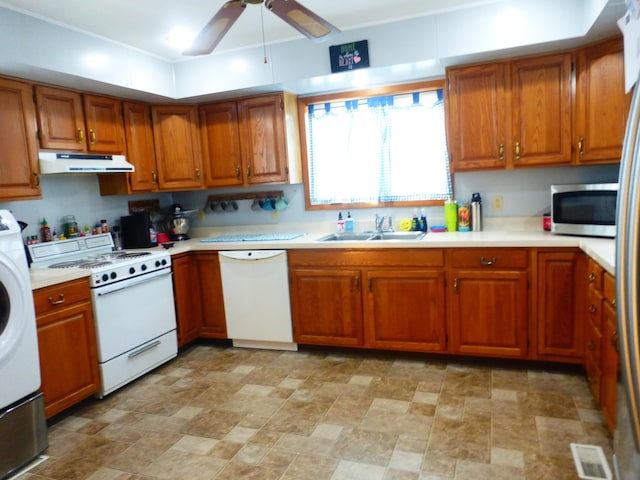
[492,195,504,212]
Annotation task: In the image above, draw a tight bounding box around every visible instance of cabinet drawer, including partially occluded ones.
[603,272,616,306]
[33,279,90,317]
[587,258,603,291]
[587,284,604,332]
[450,249,528,268]
[585,323,603,377]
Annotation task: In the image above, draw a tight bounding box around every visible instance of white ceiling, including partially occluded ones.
[0,0,501,61]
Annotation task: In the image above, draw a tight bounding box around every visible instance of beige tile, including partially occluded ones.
[170,434,218,455]
[490,447,524,468]
[389,449,424,472]
[223,426,258,443]
[370,397,411,413]
[349,375,374,386]
[332,459,386,480]
[312,423,344,440]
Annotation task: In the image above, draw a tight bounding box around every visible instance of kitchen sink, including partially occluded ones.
[370,231,426,241]
[316,233,377,241]
[316,231,426,242]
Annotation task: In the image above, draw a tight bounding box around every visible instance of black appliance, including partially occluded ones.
[120,211,155,249]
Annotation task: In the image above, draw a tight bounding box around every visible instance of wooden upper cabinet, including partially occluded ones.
[511,53,573,167]
[446,62,509,171]
[35,86,125,153]
[575,37,629,164]
[0,77,41,200]
[151,104,203,190]
[82,94,125,153]
[122,101,157,192]
[35,85,86,150]
[199,101,244,187]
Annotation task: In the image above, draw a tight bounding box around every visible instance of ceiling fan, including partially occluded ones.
[183,0,341,56]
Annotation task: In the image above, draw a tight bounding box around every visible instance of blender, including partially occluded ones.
[168,204,196,241]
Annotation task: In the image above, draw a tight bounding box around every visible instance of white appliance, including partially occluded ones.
[218,250,296,351]
[614,56,640,478]
[0,210,48,478]
[29,234,177,397]
[38,152,134,174]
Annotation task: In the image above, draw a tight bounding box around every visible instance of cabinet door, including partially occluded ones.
[511,53,573,167]
[536,251,584,360]
[585,283,604,403]
[0,78,41,200]
[152,105,203,190]
[34,279,99,419]
[83,94,125,153]
[289,268,364,347]
[194,253,227,339]
[200,101,244,187]
[34,85,86,150]
[601,300,618,432]
[239,94,289,184]
[365,270,446,352]
[449,270,528,357]
[172,254,202,347]
[575,37,629,164]
[123,101,158,192]
[446,63,509,171]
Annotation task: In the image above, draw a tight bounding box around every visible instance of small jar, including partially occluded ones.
[101,219,109,233]
[62,215,79,238]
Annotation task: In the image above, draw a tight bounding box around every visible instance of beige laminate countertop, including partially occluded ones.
[28,220,616,290]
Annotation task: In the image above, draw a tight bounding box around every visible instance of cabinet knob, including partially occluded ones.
[587,340,596,351]
[588,272,597,282]
[480,256,496,266]
[588,304,597,314]
[195,168,201,178]
[48,293,65,305]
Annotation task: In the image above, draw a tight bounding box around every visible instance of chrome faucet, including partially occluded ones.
[375,214,393,232]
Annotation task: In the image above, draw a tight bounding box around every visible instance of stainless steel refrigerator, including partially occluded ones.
[614,68,640,479]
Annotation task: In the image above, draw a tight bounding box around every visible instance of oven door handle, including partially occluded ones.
[96,269,172,297]
[128,339,161,358]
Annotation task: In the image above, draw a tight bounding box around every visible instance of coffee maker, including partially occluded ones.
[120,211,155,248]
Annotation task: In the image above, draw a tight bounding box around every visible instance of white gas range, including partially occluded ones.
[29,234,178,398]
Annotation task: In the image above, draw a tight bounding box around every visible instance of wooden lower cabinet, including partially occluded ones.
[289,267,364,347]
[535,250,585,361]
[365,270,446,352]
[34,278,99,418]
[601,300,618,432]
[288,249,445,351]
[448,249,529,358]
[193,252,227,339]
[172,252,227,347]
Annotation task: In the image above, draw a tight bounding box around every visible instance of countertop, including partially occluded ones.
[28,218,616,290]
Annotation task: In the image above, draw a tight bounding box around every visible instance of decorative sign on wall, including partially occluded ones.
[329,40,370,73]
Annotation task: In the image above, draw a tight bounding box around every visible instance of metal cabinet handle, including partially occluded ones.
[498,143,504,161]
[588,304,597,314]
[151,170,157,184]
[515,142,521,160]
[354,276,360,291]
[587,341,596,351]
[578,137,584,156]
[247,165,251,177]
[195,168,201,178]
[89,129,96,144]
[77,128,84,143]
[33,171,40,187]
[453,277,459,294]
[48,293,65,305]
[480,256,496,266]
[588,272,597,282]
[235,166,241,179]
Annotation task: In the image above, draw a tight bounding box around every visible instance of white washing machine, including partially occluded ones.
[0,210,41,408]
[0,210,48,479]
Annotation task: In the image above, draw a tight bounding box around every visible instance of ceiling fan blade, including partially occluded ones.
[265,0,340,42]
[183,0,247,56]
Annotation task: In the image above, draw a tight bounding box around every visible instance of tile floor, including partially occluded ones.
[22,344,613,480]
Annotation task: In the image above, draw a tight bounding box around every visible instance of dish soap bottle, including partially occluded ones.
[345,212,355,232]
[40,218,52,242]
[337,212,345,233]
[420,208,428,232]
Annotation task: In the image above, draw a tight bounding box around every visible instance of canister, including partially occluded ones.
[444,199,458,232]
[471,192,482,232]
[62,214,79,238]
[457,203,471,231]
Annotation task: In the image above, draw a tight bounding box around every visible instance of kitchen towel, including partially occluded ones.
[200,233,305,242]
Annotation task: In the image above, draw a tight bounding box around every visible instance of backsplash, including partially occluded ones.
[1,164,619,241]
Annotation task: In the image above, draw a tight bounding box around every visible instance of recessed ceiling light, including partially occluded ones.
[166,27,196,50]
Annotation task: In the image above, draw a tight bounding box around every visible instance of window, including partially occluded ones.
[299,81,452,209]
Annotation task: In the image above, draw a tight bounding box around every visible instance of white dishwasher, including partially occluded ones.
[218,250,297,351]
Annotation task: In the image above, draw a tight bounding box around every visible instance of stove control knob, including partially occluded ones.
[129,267,135,275]
[102,274,109,282]
[161,259,167,266]
[155,260,161,268]
[141,264,147,271]
[110,272,117,280]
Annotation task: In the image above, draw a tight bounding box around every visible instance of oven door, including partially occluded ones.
[90,268,177,362]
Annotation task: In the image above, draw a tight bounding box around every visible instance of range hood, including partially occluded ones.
[38,152,135,174]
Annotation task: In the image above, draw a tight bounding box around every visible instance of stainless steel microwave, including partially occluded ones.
[550,183,618,238]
